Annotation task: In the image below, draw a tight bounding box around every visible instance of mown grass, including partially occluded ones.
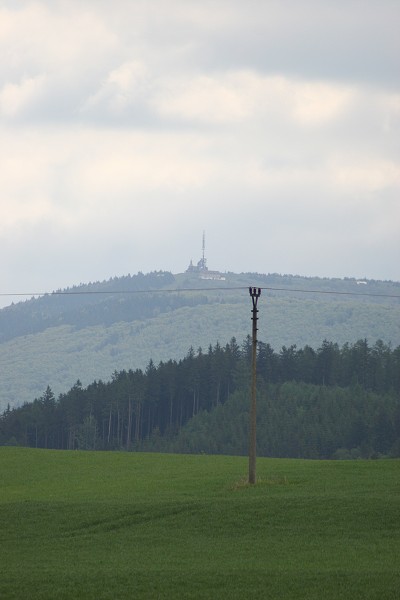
[1,447,399,599]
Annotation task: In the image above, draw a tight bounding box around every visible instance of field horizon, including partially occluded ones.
[1,447,399,599]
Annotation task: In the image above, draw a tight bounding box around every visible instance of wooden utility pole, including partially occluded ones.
[249,287,261,484]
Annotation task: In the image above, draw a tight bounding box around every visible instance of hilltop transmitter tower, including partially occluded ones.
[186,232,225,280]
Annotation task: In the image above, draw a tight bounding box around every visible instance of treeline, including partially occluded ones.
[1,338,399,458]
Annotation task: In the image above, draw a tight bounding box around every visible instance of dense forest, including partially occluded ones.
[1,337,399,459]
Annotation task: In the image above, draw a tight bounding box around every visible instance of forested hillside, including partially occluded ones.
[0,271,177,342]
[1,270,399,412]
[2,337,399,459]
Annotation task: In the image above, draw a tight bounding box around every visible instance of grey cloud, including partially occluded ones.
[1,1,398,129]
[187,1,400,89]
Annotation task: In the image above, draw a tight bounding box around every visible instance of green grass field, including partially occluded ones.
[1,448,399,599]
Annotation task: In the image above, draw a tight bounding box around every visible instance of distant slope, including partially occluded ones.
[0,271,178,343]
[1,271,399,411]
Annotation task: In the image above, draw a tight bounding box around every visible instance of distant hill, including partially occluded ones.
[1,270,399,412]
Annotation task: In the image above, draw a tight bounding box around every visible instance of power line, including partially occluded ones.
[0,285,399,300]
[260,286,400,299]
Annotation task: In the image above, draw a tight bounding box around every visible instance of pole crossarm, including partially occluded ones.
[249,287,261,310]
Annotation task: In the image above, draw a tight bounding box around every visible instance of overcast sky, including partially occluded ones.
[1,0,399,307]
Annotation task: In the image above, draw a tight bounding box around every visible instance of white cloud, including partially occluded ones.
[153,74,251,124]
[152,71,356,128]
[0,75,46,117]
[331,159,400,191]
[80,61,150,117]
[290,81,354,125]
[0,3,118,71]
